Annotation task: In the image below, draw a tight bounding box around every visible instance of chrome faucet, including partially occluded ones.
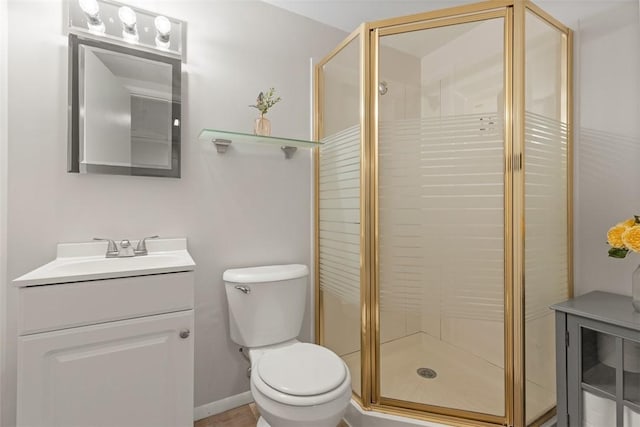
[134,235,159,256]
[94,237,157,257]
[93,238,119,258]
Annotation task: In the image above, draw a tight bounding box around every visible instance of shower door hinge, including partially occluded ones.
[565,331,570,347]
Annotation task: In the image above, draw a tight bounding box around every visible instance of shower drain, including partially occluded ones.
[416,367,437,379]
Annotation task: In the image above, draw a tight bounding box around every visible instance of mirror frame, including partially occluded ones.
[68,34,182,178]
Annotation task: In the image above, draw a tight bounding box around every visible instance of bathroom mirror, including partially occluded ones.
[68,34,181,177]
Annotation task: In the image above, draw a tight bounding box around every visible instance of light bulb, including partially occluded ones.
[78,0,99,18]
[78,0,104,33]
[118,6,138,42]
[118,6,137,29]
[154,16,171,37]
[154,15,171,48]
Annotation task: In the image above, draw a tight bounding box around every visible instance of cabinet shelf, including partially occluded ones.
[583,362,616,397]
[582,382,616,402]
[198,129,322,159]
[581,359,640,406]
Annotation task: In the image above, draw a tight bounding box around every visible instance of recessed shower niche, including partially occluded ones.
[314,2,572,426]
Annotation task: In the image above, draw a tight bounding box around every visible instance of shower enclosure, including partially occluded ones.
[314,1,572,426]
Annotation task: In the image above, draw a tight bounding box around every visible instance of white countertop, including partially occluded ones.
[13,238,195,287]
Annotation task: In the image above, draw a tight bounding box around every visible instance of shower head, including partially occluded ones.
[378,81,388,96]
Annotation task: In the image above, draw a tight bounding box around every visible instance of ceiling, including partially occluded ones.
[260,0,634,33]
[261,0,468,32]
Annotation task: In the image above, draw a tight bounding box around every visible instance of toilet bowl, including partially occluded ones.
[224,264,352,427]
[250,341,352,427]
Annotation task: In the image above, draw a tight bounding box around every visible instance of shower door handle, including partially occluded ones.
[513,153,523,171]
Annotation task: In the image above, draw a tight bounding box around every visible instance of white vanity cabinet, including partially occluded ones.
[13,238,195,427]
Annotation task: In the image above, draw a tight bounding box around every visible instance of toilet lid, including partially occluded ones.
[257,343,347,396]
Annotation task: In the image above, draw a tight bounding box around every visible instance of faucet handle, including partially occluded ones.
[93,237,118,256]
[135,235,159,255]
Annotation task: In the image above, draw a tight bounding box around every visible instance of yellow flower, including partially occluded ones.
[608,218,638,249]
[608,225,628,248]
[622,226,640,252]
[621,218,637,228]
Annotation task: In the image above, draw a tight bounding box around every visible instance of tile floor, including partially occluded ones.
[194,403,349,427]
[195,404,260,427]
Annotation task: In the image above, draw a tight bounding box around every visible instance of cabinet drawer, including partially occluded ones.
[18,272,194,335]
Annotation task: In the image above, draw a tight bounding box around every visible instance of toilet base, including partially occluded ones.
[257,414,348,427]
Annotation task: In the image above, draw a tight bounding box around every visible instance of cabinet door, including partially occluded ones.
[568,316,640,427]
[623,338,640,427]
[577,326,618,427]
[17,310,194,427]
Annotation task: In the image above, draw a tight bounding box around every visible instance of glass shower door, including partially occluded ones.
[523,9,570,424]
[317,34,363,398]
[376,14,507,420]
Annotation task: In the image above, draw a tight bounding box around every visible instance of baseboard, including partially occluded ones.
[193,391,254,421]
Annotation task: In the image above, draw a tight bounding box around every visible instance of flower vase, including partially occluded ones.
[254,115,271,136]
[633,264,640,312]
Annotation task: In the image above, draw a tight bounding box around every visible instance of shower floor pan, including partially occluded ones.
[342,332,554,423]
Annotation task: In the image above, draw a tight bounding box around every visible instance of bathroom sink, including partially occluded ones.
[13,238,195,286]
[27,253,190,279]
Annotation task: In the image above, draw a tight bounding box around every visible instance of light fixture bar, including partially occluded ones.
[68,0,186,61]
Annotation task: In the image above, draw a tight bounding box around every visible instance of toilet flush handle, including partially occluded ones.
[235,285,251,294]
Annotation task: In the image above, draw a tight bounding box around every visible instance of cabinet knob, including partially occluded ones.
[179,329,190,339]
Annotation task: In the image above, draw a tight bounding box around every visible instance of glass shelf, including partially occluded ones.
[199,129,322,159]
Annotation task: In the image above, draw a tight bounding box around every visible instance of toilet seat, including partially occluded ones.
[252,343,350,407]
[258,343,346,396]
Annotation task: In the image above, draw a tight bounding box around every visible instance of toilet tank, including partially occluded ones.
[224,264,309,348]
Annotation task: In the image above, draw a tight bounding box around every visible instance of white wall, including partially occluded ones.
[572,1,640,297]
[0,0,8,424]
[3,0,344,425]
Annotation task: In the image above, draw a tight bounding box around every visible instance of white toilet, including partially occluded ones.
[224,264,351,427]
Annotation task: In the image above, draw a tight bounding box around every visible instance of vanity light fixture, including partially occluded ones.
[154,16,171,49]
[78,0,105,33]
[68,1,185,60]
[118,6,138,42]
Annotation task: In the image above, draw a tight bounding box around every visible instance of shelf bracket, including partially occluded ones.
[281,146,297,159]
[212,138,232,154]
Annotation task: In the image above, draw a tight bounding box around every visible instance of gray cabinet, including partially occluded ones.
[552,291,640,427]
